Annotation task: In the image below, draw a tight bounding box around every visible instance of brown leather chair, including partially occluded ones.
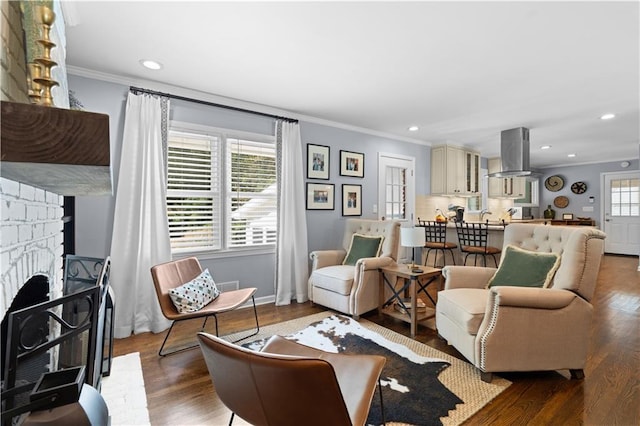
[418,219,457,267]
[150,257,259,356]
[197,333,386,426]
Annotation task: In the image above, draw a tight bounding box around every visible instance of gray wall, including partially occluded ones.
[68,74,430,300]
[537,159,639,226]
[70,73,638,299]
[301,122,430,254]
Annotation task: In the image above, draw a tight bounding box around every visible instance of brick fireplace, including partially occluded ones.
[0,177,64,320]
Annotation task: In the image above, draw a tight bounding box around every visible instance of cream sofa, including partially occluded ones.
[308,219,400,319]
[436,223,606,382]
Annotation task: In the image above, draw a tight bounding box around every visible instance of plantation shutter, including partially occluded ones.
[167,131,221,251]
[227,138,277,247]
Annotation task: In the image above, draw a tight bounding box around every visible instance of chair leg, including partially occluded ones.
[159,319,202,357]
[230,296,260,344]
[158,321,176,356]
[449,249,456,265]
[424,248,432,266]
[480,371,493,383]
[228,412,235,425]
[159,297,260,356]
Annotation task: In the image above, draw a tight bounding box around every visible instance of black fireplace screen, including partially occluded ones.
[0,256,112,424]
[62,256,115,378]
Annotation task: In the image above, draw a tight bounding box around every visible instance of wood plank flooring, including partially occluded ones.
[112,254,640,425]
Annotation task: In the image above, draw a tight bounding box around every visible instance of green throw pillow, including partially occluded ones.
[488,245,560,288]
[343,234,384,266]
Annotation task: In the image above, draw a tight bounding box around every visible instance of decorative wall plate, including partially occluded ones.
[554,195,569,208]
[571,181,587,194]
[544,175,564,192]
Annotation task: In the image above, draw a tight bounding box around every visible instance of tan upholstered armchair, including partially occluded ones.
[436,223,606,382]
[309,219,401,319]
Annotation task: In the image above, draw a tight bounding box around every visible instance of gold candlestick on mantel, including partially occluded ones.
[27,62,42,104]
[32,5,59,107]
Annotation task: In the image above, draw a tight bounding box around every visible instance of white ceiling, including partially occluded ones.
[63,1,639,169]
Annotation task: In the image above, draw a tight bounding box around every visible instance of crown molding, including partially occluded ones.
[67,66,431,147]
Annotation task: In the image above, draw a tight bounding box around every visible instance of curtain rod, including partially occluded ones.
[129,86,298,123]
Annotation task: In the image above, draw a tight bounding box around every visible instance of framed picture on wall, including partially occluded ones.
[340,150,364,178]
[307,144,330,180]
[306,183,335,210]
[342,184,362,216]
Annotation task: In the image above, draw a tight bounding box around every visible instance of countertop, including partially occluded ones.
[441,218,596,231]
[444,221,509,231]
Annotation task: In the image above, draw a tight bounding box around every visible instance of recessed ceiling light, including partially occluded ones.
[567,153,576,158]
[408,126,419,132]
[540,145,551,150]
[600,113,615,120]
[140,59,163,70]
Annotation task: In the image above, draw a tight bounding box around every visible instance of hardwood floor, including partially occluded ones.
[112,254,640,425]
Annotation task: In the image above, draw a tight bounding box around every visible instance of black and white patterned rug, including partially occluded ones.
[239,313,510,426]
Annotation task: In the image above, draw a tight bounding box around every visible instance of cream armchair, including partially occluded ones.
[436,223,606,382]
[309,219,400,319]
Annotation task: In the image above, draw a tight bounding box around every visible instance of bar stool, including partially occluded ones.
[417,219,457,268]
[454,222,501,267]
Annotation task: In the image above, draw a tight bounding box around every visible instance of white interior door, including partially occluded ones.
[378,153,416,263]
[377,153,415,223]
[602,171,640,255]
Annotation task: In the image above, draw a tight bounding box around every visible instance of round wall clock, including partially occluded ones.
[571,181,587,194]
[554,195,569,208]
[545,175,564,192]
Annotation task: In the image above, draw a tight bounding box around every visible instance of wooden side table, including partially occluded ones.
[378,264,442,337]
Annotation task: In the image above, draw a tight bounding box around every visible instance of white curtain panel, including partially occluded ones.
[110,93,172,338]
[275,121,309,305]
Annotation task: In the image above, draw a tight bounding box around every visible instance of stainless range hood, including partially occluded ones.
[487,127,535,178]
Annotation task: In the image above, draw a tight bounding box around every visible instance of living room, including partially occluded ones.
[2,1,639,425]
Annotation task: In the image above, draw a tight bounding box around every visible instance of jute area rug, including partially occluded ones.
[229,312,510,426]
[100,352,151,426]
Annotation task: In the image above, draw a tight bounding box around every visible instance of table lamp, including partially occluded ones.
[401,227,426,273]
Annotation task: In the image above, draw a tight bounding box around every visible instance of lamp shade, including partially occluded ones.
[400,227,425,248]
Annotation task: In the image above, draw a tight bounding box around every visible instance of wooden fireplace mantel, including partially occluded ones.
[1,101,112,196]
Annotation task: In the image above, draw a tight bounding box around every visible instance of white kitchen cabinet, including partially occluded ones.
[465,150,481,194]
[488,157,526,198]
[431,145,480,196]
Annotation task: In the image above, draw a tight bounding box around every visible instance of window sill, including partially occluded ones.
[172,246,276,261]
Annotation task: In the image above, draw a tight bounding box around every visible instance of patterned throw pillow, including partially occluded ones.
[488,245,561,288]
[342,234,385,266]
[169,269,221,313]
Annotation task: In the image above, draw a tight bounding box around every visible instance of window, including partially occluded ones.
[466,169,488,212]
[385,166,407,220]
[611,178,639,216]
[514,179,540,207]
[377,153,415,222]
[167,125,277,253]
